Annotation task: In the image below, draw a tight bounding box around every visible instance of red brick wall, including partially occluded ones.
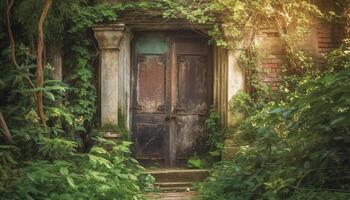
[259,57,284,90]
[255,28,286,90]
[256,20,344,90]
[316,22,344,64]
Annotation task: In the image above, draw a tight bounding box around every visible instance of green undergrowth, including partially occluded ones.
[0,139,151,200]
[187,111,224,169]
[0,59,152,200]
[198,43,350,199]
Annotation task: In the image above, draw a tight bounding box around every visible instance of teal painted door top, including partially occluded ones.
[135,32,168,54]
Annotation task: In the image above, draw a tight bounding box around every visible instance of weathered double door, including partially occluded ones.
[132,32,212,167]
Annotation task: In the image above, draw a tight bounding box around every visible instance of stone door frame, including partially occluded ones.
[92,23,244,132]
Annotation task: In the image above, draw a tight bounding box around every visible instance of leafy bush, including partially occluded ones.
[199,46,350,199]
[0,139,148,200]
[187,110,223,169]
[188,154,208,169]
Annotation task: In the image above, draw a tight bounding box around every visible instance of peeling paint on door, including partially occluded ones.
[132,31,212,167]
[174,39,211,164]
[136,55,166,113]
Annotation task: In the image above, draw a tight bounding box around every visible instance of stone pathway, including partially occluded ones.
[145,169,208,200]
[147,191,197,200]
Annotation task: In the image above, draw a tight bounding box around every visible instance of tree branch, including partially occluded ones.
[5,0,36,90]
[35,0,53,126]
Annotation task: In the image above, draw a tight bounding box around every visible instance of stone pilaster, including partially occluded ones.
[227,49,245,126]
[93,24,125,126]
[49,48,63,81]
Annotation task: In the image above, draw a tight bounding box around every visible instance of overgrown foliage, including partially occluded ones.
[1,139,150,200]
[0,1,161,199]
[1,0,349,199]
[0,43,150,199]
[188,110,223,169]
[198,38,350,199]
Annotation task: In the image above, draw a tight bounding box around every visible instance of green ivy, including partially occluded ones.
[66,40,96,126]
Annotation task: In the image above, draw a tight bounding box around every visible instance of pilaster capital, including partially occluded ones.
[92,23,125,50]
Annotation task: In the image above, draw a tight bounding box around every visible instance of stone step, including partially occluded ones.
[156,181,193,188]
[159,186,192,192]
[146,169,209,183]
[147,191,198,200]
[155,182,193,192]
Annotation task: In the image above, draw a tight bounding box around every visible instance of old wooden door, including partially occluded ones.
[132,31,212,167]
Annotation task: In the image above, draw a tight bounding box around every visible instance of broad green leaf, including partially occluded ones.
[60,167,69,176]
[45,92,55,101]
[66,176,77,189]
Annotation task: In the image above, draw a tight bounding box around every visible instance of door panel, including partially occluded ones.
[133,54,167,161]
[132,32,212,167]
[175,38,208,55]
[175,40,211,163]
[177,55,208,114]
[132,32,169,165]
[136,55,166,113]
[176,115,207,159]
[134,124,166,159]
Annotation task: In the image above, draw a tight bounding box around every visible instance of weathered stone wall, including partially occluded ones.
[93,24,125,126]
[213,47,245,128]
[213,46,228,127]
[117,29,132,128]
[48,47,63,81]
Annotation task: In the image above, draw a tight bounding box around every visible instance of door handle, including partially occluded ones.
[157,104,165,112]
[165,114,177,121]
[175,106,185,112]
[135,103,142,112]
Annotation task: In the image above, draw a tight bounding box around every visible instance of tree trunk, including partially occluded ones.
[345,2,350,40]
[0,113,14,144]
[35,0,53,126]
[5,0,18,68]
